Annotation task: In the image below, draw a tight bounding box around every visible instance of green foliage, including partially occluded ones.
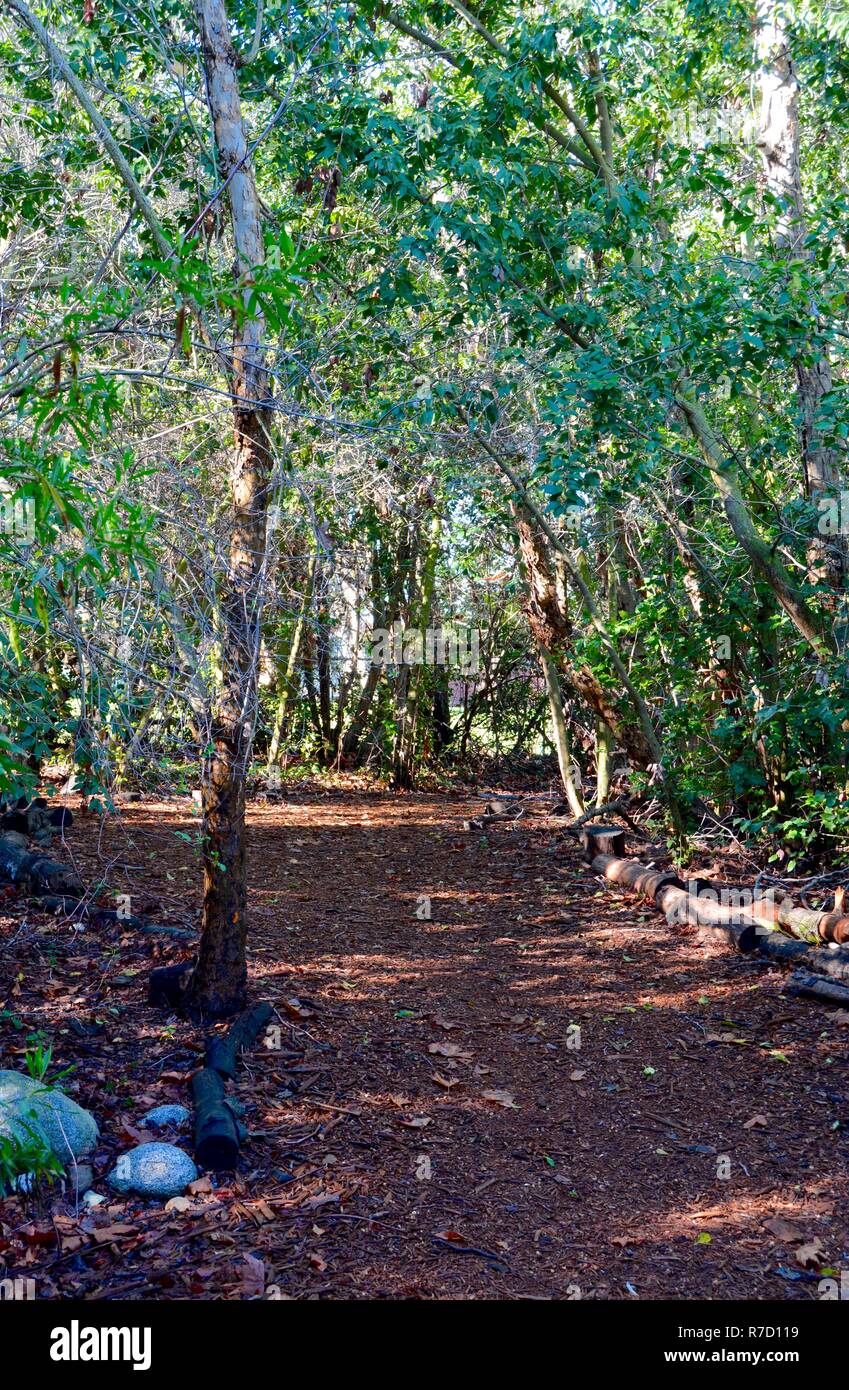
[0,0,848,851]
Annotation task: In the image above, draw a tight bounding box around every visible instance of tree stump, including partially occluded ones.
[580,825,626,861]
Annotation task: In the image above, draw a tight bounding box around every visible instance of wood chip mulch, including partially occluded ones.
[1,789,847,1299]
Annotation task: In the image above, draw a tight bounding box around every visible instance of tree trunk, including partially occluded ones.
[539,646,584,816]
[756,3,845,593]
[268,551,316,765]
[512,504,654,769]
[394,510,440,789]
[187,0,272,1018]
[595,718,613,805]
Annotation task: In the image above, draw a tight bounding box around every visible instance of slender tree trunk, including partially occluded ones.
[342,540,409,761]
[512,503,654,770]
[188,0,272,1018]
[595,718,613,805]
[267,552,316,765]
[677,387,828,654]
[539,646,583,816]
[394,511,440,789]
[756,2,845,593]
[432,667,453,753]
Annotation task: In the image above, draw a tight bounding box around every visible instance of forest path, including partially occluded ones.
[242,790,848,1299]
[2,790,847,1299]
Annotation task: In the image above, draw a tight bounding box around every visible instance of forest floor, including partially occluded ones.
[1,785,848,1300]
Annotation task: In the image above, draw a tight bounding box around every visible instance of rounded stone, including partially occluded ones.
[107,1143,198,1199]
[140,1104,191,1131]
[0,1070,98,1165]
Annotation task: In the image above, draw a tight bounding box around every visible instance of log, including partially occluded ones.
[592,854,682,903]
[695,921,760,953]
[594,850,849,986]
[205,1001,273,1079]
[594,852,849,944]
[757,932,849,982]
[0,833,82,896]
[148,960,194,1007]
[190,1001,274,1170]
[785,971,849,1008]
[580,825,626,860]
[36,895,194,940]
[780,903,849,945]
[746,934,810,966]
[192,1066,240,1169]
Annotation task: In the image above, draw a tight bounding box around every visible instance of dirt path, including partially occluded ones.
[2,790,847,1299]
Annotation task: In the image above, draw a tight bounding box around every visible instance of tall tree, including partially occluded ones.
[188,0,273,1016]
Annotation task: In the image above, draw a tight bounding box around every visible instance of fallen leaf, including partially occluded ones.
[764,1217,805,1241]
[91,1223,138,1244]
[298,1192,340,1212]
[283,997,314,1020]
[428,1041,470,1058]
[19,1224,54,1246]
[795,1239,824,1269]
[569,1069,587,1082]
[743,1114,769,1129]
[164,1196,193,1213]
[482,1089,518,1109]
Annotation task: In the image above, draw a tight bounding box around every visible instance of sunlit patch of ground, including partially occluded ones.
[1,789,847,1299]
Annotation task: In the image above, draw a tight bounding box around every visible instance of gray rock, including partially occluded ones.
[0,1070,98,1166]
[140,1104,190,1131]
[107,1143,198,1199]
[68,1162,94,1196]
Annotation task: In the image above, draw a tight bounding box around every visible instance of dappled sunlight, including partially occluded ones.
[3,787,847,1302]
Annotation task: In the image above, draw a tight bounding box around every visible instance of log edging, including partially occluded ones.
[592,850,849,1002]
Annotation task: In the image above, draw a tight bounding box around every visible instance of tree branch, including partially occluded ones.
[5,0,173,261]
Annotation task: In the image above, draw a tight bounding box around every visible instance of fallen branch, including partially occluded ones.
[36,895,194,941]
[192,1066,242,1169]
[205,1002,273,1079]
[562,798,646,840]
[0,833,82,897]
[786,971,849,1008]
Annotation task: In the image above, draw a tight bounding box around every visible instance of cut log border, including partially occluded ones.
[36,895,194,940]
[192,1002,273,1171]
[0,832,82,896]
[592,847,849,1004]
